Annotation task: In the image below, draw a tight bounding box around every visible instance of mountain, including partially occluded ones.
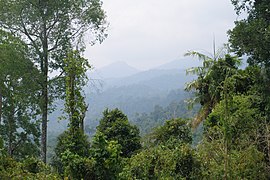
[48,59,197,135]
[101,69,188,89]
[83,59,197,130]
[155,57,201,70]
[90,61,140,79]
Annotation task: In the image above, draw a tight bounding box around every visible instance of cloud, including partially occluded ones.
[85,0,237,70]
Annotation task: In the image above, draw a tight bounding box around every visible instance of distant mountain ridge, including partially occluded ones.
[90,61,140,79]
[155,57,201,70]
[102,69,190,90]
[49,58,199,134]
[90,58,200,90]
[83,58,198,126]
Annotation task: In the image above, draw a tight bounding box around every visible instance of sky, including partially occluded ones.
[85,0,239,71]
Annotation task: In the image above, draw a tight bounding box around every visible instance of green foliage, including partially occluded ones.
[0,137,5,156]
[198,94,270,178]
[198,137,267,179]
[0,30,41,159]
[185,16,270,175]
[205,95,263,139]
[0,0,108,162]
[120,117,201,179]
[0,156,59,179]
[63,50,90,132]
[54,131,123,179]
[229,3,270,168]
[134,99,198,135]
[120,143,201,179]
[97,108,141,157]
[229,0,270,66]
[53,109,141,179]
[60,150,95,180]
[0,0,107,62]
[147,118,192,146]
[51,50,91,178]
[89,132,122,180]
[54,130,90,160]
[52,130,90,176]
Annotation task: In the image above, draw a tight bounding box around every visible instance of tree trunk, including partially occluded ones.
[70,72,76,129]
[0,86,2,124]
[80,104,88,133]
[41,54,48,163]
[8,95,15,157]
[224,77,229,180]
[8,120,12,156]
[80,115,85,133]
[41,78,48,163]
[41,16,49,163]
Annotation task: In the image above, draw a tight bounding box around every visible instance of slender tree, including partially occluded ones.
[0,0,107,162]
[52,51,91,177]
[63,50,90,132]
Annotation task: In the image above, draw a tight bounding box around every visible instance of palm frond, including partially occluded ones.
[186,67,200,75]
[184,96,200,110]
[202,59,214,68]
[214,44,231,60]
[184,51,211,61]
[185,79,199,91]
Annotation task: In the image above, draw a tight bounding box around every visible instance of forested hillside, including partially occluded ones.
[48,63,196,134]
[0,0,270,179]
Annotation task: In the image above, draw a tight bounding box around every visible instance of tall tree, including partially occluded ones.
[0,0,107,162]
[228,0,270,116]
[229,0,270,165]
[0,30,41,159]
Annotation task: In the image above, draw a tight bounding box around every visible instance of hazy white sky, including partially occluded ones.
[85,0,238,70]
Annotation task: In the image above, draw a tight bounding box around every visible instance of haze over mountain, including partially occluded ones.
[90,61,140,79]
[155,57,201,70]
[49,58,198,133]
[89,58,201,89]
[84,59,197,124]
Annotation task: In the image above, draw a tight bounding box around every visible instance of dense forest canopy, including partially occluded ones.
[0,0,270,179]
